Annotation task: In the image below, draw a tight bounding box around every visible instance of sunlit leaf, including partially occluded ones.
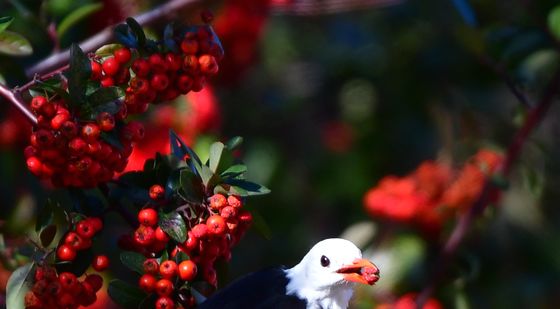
[208,142,225,173]
[57,3,103,40]
[6,263,34,309]
[0,30,32,56]
[548,5,560,40]
[0,16,13,33]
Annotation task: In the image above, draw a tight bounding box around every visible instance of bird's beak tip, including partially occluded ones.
[336,258,380,285]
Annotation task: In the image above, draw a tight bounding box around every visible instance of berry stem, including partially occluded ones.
[416,67,560,307]
[25,0,204,78]
[16,64,69,94]
[0,82,37,125]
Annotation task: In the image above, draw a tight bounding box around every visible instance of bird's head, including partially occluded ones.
[286,238,379,308]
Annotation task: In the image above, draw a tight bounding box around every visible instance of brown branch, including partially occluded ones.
[416,67,560,307]
[0,82,37,125]
[25,0,204,78]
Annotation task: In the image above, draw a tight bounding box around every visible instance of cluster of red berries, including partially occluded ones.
[376,293,443,309]
[24,266,103,308]
[138,258,198,309]
[57,217,104,262]
[123,26,223,114]
[118,189,252,308]
[363,149,503,234]
[24,95,144,187]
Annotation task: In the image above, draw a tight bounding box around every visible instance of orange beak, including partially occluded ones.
[336,258,380,285]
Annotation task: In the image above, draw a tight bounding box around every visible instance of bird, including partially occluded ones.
[197,238,380,309]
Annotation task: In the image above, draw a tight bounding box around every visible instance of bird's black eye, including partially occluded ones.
[320,255,330,267]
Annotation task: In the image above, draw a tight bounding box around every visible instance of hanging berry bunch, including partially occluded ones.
[23,16,223,188]
[111,132,269,308]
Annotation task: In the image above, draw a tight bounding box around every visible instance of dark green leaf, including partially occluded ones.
[173,250,189,264]
[224,179,271,196]
[126,18,146,47]
[169,130,201,164]
[159,211,187,243]
[35,198,57,231]
[100,131,124,150]
[225,136,243,150]
[91,101,121,116]
[87,86,124,106]
[208,142,225,173]
[32,78,70,100]
[163,23,178,52]
[0,16,13,33]
[0,30,32,56]
[39,224,57,248]
[67,44,91,112]
[179,169,204,203]
[549,6,560,40]
[114,24,138,48]
[195,160,216,188]
[120,251,146,274]
[108,279,146,309]
[57,3,103,40]
[220,164,247,179]
[6,263,34,309]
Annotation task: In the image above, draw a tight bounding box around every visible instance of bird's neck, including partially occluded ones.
[284,266,355,309]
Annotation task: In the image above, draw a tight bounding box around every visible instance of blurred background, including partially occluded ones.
[2,0,560,308]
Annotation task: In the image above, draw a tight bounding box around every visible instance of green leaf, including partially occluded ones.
[0,16,13,33]
[179,169,204,203]
[208,142,225,173]
[57,3,103,40]
[95,43,124,57]
[194,160,216,188]
[220,164,247,179]
[67,44,91,112]
[39,224,57,248]
[87,86,124,106]
[120,251,146,274]
[126,17,146,47]
[549,6,560,40]
[226,136,243,150]
[35,199,57,232]
[224,179,271,196]
[100,131,123,150]
[6,263,34,309]
[0,30,32,56]
[108,279,146,309]
[159,211,187,243]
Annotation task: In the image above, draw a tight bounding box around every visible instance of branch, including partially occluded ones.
[416,67,560,307]
[25,0,204,78]
[0,82,37,125]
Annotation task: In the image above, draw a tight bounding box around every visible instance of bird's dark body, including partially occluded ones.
[197,267,307,309]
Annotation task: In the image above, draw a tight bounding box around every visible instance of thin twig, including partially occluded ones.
[25,0,204,78]
[0,82,37,125]
[416,67,560,307]
[15,64,69,94]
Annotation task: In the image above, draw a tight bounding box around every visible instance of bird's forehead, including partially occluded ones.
[309,238,362,260]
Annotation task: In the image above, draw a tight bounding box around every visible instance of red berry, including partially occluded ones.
[155,226,170,243]
[76,219,96,238]
[81,123,101,142]
[130,77,151,94]
[69,137,87,156]
[96,111,115,131]
[57,244,77,261]
[220,206,237,220]
[92,254,110,271]
[143,258,159,275]
[114,47,131,64]
[150,73,169,91]
[132,58,151,77]
[138,208,158,226]
[40,102,56,117]
[51,112,70,130]
[201,9,214,24]
[26,157,43,175]
[155,296,175,309]
[149,53,167,73]
[64,231,86,250]
[91,61,103,80]
[198,55,219,75]
[238,209,253,225]
[155,279,174,296]
[180,39,199,54]
[206,215,226,236]
[183,55,199,73]
[176,74,193,94]
[134,225,156,246]
[203,265,217,286]
[178,260,197,281]
[159,260,178,279]
[149,184,165,201]
[102,57,120,76]
[227,195,242,208]
[85,274,103,292]
[209,194,227,210]
[139,274,157,293]
[87,217,103,232]
[122,121,145,142]
[61,121,78,138]
[191,224,208,239]
[30,96,47,112]
[58,272,79,292]
[165,53,182,71]
[100,76,115,87]
[184,232,199,252]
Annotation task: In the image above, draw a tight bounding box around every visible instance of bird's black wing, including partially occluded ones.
[197,267,307,309]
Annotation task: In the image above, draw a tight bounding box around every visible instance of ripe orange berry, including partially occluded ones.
[159,260,178,279]
[209,194,227,210]
[178,260,197,281]
[138,208,158,226]
[155,296,175,309]
[206,215,226,236]
[149,184,165,201]
[155,278,174,296]
[155,226,170,243]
